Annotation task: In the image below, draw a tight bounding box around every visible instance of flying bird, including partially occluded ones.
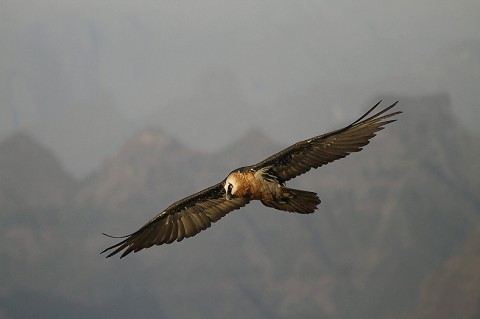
[102,101,400,258]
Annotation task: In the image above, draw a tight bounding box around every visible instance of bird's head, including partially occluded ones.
[224,173,240,200]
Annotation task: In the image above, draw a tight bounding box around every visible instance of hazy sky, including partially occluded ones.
[1,0,479,176]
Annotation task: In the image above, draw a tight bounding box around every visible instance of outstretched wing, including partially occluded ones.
[254,101,401,183]
[101,182,250,258]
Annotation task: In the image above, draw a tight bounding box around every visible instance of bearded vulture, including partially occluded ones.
[102,101,400,258]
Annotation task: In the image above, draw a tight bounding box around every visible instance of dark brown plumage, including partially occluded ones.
[102,101,400,258]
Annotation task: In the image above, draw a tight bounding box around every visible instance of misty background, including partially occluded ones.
[1,0,479,177]
[1,1,480,319]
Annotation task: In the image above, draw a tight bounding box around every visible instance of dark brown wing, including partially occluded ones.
[253,101,401,182]
[101,182,250,258]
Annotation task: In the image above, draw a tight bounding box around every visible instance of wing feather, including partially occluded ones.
[182,214,197,237]
[101,182,250,258]
[166,221,178,244]
[254,101,401,182]
[176,219,186,242]
[159,217,174,244]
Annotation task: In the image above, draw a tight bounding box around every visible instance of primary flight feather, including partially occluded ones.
[102,101,401,258]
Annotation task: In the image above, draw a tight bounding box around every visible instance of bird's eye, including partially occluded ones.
[227,183,233,192]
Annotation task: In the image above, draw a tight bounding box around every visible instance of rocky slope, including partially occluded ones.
[401,224,480,319]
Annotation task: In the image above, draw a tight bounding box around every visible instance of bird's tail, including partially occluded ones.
[261,188,321,214]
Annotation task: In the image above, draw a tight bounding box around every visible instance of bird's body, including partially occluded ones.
[225,166,320,214]
[102,101,401,258]
[225,168,283,201]
[226,169,265,199]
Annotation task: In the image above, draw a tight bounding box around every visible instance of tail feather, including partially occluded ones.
[261,188,321,214]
